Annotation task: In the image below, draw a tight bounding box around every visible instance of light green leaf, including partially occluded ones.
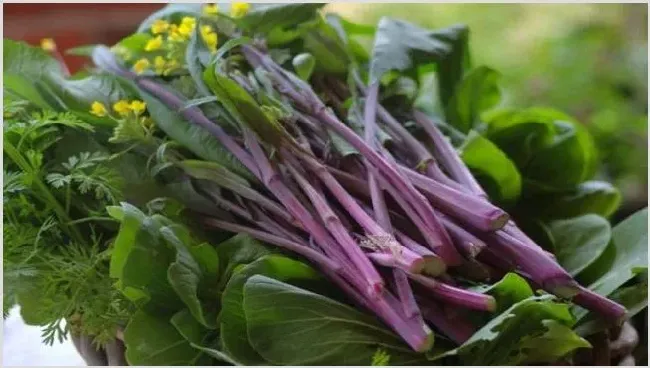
[446,66,501,133]
[138,89,253,180]
[237,3,325,36]
[243,275,428,365]
[527,181,621,220]
[470,273,533,315]
[518,320,591,364]
[548,214,611,276]
[123,310,208,365]
[460,130,522,204]
[292,53,316,81]
[442,295,583,365]
[220,255,320,365]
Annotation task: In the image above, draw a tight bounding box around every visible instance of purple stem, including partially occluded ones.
[439,214,487,258]
[417,296,477,344]
[284,161,385,297]
[412,110,486,198]
[409,273,497,312]
[203,218,341,271]
[401,166,509,231]
[573,286,628,325]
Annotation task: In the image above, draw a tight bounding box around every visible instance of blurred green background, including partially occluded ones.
[327,3,648,220]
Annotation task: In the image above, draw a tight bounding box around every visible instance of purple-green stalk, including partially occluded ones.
[400,165,509,231]
[409,273,497,312]
[438,214,487,258]
[417,296,477,344]
[284,160,385,296]
[242,45,461,266]
[412,110,486,198]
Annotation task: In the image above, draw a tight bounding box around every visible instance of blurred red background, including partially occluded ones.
[3,3,164,73]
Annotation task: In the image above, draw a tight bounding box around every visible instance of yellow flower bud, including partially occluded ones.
[203,4,219,15]
[40,38,56,52]
[129,100,147,116]
[90,101,108,117]
[133,58,150,74]
[150,19,170,35]
[113,100,131,116]
[144,35,163,52]
[202,31,218,53]
[154,56,166,74]
[231,2,250,18]
[181,17,196,28]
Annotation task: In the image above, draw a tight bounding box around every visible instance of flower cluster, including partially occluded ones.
[90,100,154,144]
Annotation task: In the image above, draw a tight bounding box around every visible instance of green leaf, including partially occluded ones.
[470,273,533,314]
[186,26,212,98]
[108,202,146,279]
[524,181,621,220]
[243,275,428,365]
[443,295,586,365]
[220,255,321,365]
[517,320,591,364]
[163,225,219,328]
[215,234,273,288]
[370,18,449,83]
[485,107,597,191]
[548,214,611,276]
[299,17,351,74]
[446,66,501,133]
[4,39,133,123]
[179,159,251,190]
[137,89,253,180]
[460,130,522,204]
[292,53,316,81]
[524,120,597,190]
[237,3,325,36]
[65,44,100,56]
[584,208,648,297]
[203,65,288,146]
[170,308,211,345]
[123,310,207,365]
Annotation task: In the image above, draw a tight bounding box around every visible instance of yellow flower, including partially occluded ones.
[90,101,108,117]
[168,29,185,43]
[181,17,196,28]
[130,100,147,116]
[231,2,250,18]
[40,38,56,51]
[144,35,163,51]
[133,58,150,74]
[113,100,131,116]
[150,19,170,35]
[154,56,166,74]
[203,4,219,15]
[177,24,194,38]
[201,26,218,53]
[163,59,180,76]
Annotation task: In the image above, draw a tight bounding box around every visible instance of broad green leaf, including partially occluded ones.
[203,66,288,146]
[446,66,501,133]
[525,120,597,190]
[237,3,325,36]
[243,275,428,365]
[292,53,316,81]
[584,208,648,297]
[325,14,374,64]
[525,181,621,220]
[442,295,585,365]
[460,130,522,204]
[299,17,351,74]
[470,273,533,314]
[137,89,252,180]
[548,214,611,276]
[517,320,591,364]
[370,18,449,83]
[4,39,133,124]
[170,309,212,345]
[123,310,208,365]
[215,234,273,289]
[179,159,251,190]
[186,26,212,97]
[220,255,320,365]
[163,225,219,328]
[108,202,147,279]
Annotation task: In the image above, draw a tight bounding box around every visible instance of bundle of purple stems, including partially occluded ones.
[94,44,626,353]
